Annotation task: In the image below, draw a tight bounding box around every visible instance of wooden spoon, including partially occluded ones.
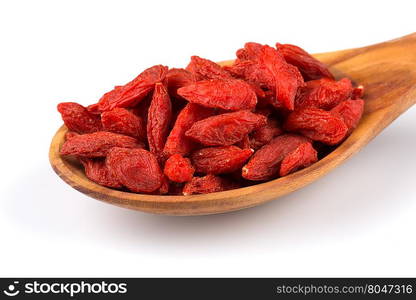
[49,33,416,216]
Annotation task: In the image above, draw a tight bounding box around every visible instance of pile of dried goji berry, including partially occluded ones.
[58,42,364,195]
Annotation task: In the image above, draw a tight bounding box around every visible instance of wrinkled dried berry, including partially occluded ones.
[57,102,102,134]
[191,146,253,175]
[164,154,195,183]
[163,103,215,157]
[147,83,172,158]
[236,42,263,60]
[186,56,232,81]
[182,175,239,195]
[284,108,348,145]
[257,45,304,110]
[331,99,364,134]
[178,79,257,111]
[186,110,267,146]
[279,142,318,176]
[101,108,146,140]
[242,134,310,181]
[106,147,163,193]
[98,65,168,111]
[60,131,143,157]
[295,78,352,110]
[80,158,122,188]
[277,43,334,81]
[225,45,304,110]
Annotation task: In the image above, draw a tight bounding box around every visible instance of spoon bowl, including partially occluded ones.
[49,33,416,215]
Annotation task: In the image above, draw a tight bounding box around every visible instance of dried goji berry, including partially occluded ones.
[225,43,264,89]
[147,83,172,158]
[166,68,196,98]
[250,118,283,150]
[295,78,352,110]
[57,102,102,134]
[276,43,334,81]
[98,65,168,111]
[223,68,267,100]
[80,158,122,188]
[177,79,257,111]
[186,56,232,81]
[163,103,215,157]
[185,110,267,146]
[236,42,263,60]
[163,154,195,183]
[60,131,143,157]
[101,108,146,140]
[258,45,304,111]
[182,174,239,195]
[226,44,304,110]
[279,142,318,177]
[191,146,253,175]
[106,147,163,193]
[331,99,364,134]
[226,60,273,93]
[242,134,310,180]
[284,108,348,145]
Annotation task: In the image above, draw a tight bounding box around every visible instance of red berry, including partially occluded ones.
[164,154,195,183]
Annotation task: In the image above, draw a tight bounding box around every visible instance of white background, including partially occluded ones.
[1,0,415,277]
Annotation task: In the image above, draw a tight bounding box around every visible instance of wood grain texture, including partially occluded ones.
[49,33,416,216]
